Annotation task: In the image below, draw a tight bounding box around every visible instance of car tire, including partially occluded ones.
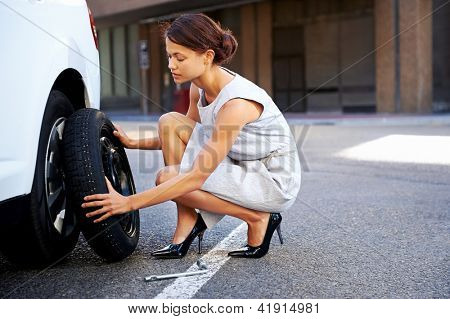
[0,90,80,266]
[62,108,140,262]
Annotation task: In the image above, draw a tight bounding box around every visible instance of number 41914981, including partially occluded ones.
[257,302,319,314]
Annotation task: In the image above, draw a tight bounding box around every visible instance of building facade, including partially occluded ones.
[87,0,450,115]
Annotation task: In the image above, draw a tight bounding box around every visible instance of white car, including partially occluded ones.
[0,0,140,266]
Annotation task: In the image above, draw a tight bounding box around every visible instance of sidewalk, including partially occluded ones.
[104,109,450,126]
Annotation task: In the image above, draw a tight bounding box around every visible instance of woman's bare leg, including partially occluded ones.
[176,189,270,247]
[157,112,199,244]
[156,166,270,247]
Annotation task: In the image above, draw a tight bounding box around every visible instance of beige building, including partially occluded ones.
[87,0,450,115]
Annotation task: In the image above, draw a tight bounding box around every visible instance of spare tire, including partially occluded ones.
[62,108,140,262]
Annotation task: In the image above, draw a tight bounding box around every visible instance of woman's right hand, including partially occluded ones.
[113,123,136,149]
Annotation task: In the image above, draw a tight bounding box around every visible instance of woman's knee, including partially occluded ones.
[155,164,180,186]
[158,111,178,126]
[158,112,184,133]
[158,112,195,145]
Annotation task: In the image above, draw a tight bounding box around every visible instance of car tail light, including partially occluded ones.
[88,7,98,50]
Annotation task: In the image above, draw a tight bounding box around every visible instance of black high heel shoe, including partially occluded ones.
[228,213,283,258]
[151,213,207,259]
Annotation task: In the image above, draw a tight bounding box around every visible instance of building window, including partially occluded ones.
[273,0,375,113]
[98,24,141,109]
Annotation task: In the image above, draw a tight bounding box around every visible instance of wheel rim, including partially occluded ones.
[100,133,138,237]
[45,117,77,237]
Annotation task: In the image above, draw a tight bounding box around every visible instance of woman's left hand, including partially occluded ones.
[81,177,133,223]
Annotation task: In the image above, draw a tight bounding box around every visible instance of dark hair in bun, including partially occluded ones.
[161,13,238,65]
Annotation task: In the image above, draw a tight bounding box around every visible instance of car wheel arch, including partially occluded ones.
[51,68,86,111]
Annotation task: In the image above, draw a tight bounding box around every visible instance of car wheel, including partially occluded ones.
[0,90,80,266]
[62,108,140,262]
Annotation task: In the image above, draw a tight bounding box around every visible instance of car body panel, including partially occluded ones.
[0,0,100,202]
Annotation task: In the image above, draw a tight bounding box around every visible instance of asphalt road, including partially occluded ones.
[1,121,449,298]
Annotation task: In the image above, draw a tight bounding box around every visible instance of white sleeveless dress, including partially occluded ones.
[179,67,302,229]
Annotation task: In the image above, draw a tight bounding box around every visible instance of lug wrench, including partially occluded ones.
[145,259,208,282]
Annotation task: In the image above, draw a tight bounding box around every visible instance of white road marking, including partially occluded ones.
[153,223,247,299]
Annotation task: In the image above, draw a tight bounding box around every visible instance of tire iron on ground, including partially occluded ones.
[145,259,208,282]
